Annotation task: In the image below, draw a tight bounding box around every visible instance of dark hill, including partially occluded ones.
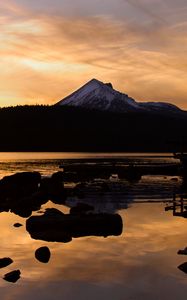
[0,105,186,152]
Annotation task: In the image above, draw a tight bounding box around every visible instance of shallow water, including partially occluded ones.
[0,153,186,300]
[0,152,176,178]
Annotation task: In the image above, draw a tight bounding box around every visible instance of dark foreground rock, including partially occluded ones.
[178,247,187,255]
[3,270,21,283]
[0,171,66,217]
[26,208,123,242]
[0,172,41,198]
[0,172,43,217]
[35,246,51,263]
[0,257,13,268]
[9,190,49,218]
[40,172,66,204]
[178,262,187,274]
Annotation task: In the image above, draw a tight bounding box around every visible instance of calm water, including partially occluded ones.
[0,153,186,300]
[0,152,176,178]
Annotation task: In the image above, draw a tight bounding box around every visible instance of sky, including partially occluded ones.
[1,0,187,108]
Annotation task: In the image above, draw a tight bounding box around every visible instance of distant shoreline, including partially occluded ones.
[0,105,186,152]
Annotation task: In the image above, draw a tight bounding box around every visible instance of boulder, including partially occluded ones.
[10,190,49,218]
[51,171,64,181]
[3,270,21,283]
[35,246,51,263]
[0,171,66,216]
[0,172,41,196]
[178,247,187,255]
[26,208,123,242]
[44,208,65,217]
[11,207,33,218]
[40,175,66,204]
[1,171,41,185]
[0,257,13,268]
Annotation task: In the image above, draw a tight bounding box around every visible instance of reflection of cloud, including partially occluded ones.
[0,1,187,108]
[0,203,187,299]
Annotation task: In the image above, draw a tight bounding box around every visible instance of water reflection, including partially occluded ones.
[1,203,187,298]
[0,155,187,299]
[165,194,187,218]
[26,208,123,242]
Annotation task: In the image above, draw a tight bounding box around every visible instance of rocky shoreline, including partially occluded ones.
[0,171,123,283]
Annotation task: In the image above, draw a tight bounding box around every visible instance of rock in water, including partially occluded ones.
[35,246,51,263]
[3,270,21,283]
[0,257,13,268]
[13,223,23,228]
[26,208,123,242]
[178,247,187,255]
[178,262,187,274]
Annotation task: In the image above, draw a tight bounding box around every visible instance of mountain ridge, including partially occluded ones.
[56,79,182,114]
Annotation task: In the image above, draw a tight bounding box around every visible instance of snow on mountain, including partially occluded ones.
[56,79,181,113]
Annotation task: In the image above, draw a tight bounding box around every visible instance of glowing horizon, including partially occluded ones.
[1,0,187,109]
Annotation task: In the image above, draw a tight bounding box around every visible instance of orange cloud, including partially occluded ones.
[0,2,187,108]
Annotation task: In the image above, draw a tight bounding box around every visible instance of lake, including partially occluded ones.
[0,152,186,300]
[0,152,177,178]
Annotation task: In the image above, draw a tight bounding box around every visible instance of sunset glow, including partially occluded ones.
[1,0,187,108]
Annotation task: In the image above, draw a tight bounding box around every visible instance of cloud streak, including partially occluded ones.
[123,0,166,24]
[0,0,187,108]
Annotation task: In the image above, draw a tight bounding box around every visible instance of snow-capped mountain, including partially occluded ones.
[56,79,181,113]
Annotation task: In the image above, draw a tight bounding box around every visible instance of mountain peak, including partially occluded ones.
[79,78,113,92]
[80,78,104,90]
[88,78,113,89]
[56,79,182,114]
[89,78,102,84]
[56,78,134,111]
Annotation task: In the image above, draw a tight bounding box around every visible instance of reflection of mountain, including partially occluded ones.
[26,208,123,242]
[66,177,181,213]
[66,196,131,214]
[67,180,134,213]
